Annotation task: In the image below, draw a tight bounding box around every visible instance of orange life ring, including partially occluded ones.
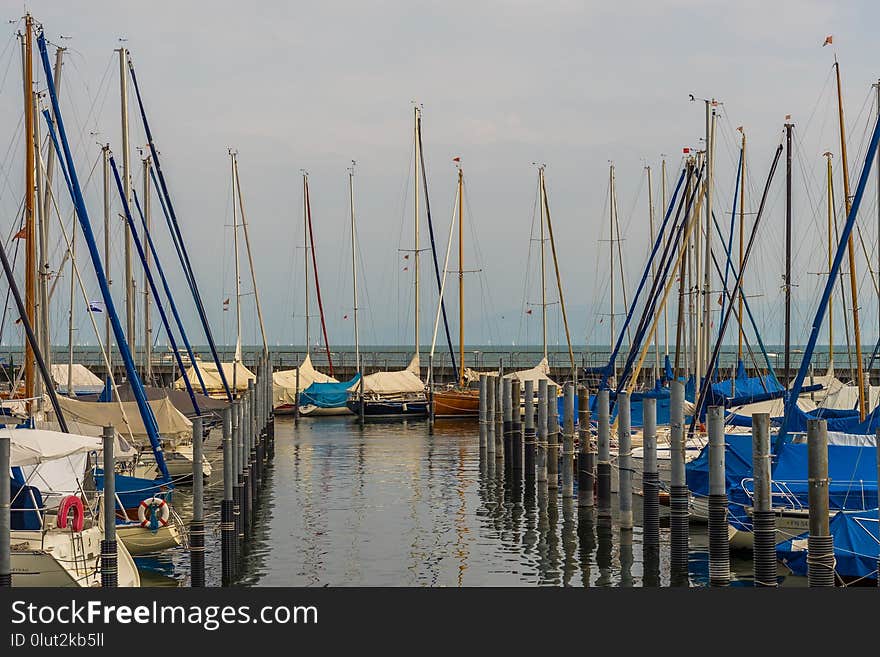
[57,495,85,532]
[137,497,170,528]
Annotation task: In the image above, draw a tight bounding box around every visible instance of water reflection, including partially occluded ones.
[135,416,807,588]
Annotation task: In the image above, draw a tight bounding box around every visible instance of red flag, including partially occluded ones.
[12,226,26,239]
[403,254,409,260]
[403,266,408,272]
[452,156,461,162]
[682,147,690,154]
[823,35,833,46]
[343,314,349,320]
[525,308,532,315]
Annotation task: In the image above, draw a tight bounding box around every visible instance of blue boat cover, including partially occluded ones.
[582,387,673,428]
[776,510,879,581]
[301,374,361,409]
[710,361,783,399]
[686,433,754,498]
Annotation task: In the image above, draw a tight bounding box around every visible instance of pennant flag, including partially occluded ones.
[343,314,349,320]
[403,266,408,272]
[14,317,21,325]
[823,35,833,47]
[222,297,230,311]
[12,226,26,239]
[682,147,691,154]
[403,254,409,260]
[88,300,104,313]
[452,156,461,162]
[525,308,533,315]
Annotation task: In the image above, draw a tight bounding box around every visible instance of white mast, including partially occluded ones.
[230,149,241,392]
[539,166,548,362]
[232,153,268,358]
[118,45,136,352]
[302,170,310,356]
[647,163,659,382]
[413,105,421,366]
[349,161,360,370]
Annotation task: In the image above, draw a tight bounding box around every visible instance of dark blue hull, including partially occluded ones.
[346,399,429,419]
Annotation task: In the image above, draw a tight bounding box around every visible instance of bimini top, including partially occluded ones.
[6,427,102,467]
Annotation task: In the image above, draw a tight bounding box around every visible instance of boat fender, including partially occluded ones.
[56,495,85,532]
[138,497,170,528]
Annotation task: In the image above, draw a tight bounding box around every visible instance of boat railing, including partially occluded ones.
[739,477,806,510]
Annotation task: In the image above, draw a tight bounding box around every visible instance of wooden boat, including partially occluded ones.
[432,387,480,418]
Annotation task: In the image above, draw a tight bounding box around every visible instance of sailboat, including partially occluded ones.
[346,106,430,419]
[272,172,344,414]
[432,164,479,418]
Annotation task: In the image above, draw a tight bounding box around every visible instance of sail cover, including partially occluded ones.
[359,355,424,395]
[7,427,102,467]
[463,358,558,387]
[273,355,337,408]
[174,359,255,395]
[301,374,362,408]
[50,363,104,394]
[54,395,192,447]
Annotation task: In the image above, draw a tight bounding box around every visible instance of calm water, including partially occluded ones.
[137,416,806,587]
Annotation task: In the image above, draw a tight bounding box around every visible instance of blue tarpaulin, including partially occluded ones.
[580,387,673,428]
[686,433,754,499]
[776,510,879,581]
[301,374,361,409]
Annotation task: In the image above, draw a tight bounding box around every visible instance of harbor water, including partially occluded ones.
[140,415,807,587]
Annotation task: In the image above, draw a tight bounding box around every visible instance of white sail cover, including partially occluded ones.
[50,363,104,393]
[357,355,425,394]
[272,355,338,408]
[464,358,558,387]
[54,396,192,447]
[7,427,101,467]
[174,359,255,395]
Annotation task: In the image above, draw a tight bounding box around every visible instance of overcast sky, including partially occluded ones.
[1,1,879,355]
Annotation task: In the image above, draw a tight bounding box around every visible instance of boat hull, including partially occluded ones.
[117,522,184,555]
[346,398,429,419]
[432,389,480,418]
[299,404,352,416]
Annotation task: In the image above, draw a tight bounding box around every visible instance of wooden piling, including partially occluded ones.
[524,380,535,478]
[486,375,496,458]
[547,384,559,489]
[807,418,834,587]
[669,380,688,576]
[479,374,488,450]
[597,388,611,517]
[537,379,548,482]
[511,379,523,472]
[618,391,633,529]
[101,425,117,588]
[190,416,205,587]
[751,412,776,587]
[577,385,594,508]
[642,396,659,548]
[562,382,575,498]
[221,405,235,584]
[707,405,729,586]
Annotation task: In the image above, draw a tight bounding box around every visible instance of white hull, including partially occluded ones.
[135,444,212,480]
[299,404,352,416]
[11,524,140,587]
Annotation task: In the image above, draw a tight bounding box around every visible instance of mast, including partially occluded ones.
[41,46,64,229]
[232,154,269,358]
[825,151,835,372]
[661,157,669,358]
[33,87,47,408]
[784,120,793,386]
[349,162,360,372]
[302,171,310,356]
[738,130,746,363]
[67,216,76,397]
[458,166,465,387]
[539,167,548,362]
[608,163,615,378]
[876,80,880,354]
[303,174,334,375]
[541,170,576,381]
[646,164,659,381]
[701,101,716,384]
[102,145,112,372]
[143,155,152,383]
[118,45,136,352]
[22,15,36,410]
[413,105,421,365]
[230,150,241,392]
[834,60,866,420]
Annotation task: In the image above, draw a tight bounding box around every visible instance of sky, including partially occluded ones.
[1,0,879,354]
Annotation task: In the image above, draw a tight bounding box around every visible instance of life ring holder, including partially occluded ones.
[56,495,85,532]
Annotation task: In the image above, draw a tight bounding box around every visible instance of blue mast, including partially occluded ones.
[109,156,202,416]
[777,114,880,451]
[37,31,170,481]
